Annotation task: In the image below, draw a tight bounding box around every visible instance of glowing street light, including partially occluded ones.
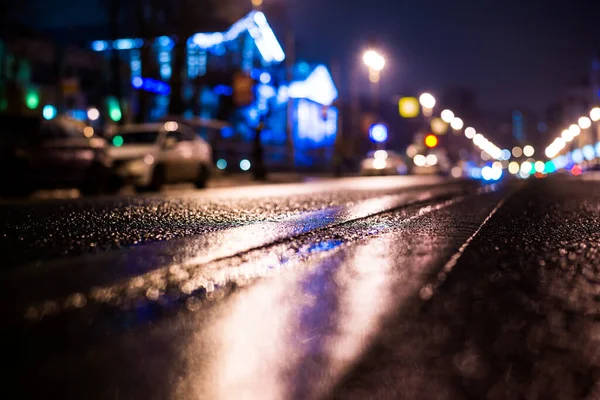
[441,109,455,123]
[419,93,436,109]
[561,129,573,142]
[464,127,476,139]
[512,146,523,158]
[450,117,464,131]
[87,107,100,121]
[578,116,592,129]
[591,107,600,122]
[363,50,386,72]
[569,124,581,136]
[523,145,535,157]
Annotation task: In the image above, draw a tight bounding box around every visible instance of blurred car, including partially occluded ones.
[107,122,212,191]
[360,150,408,176]
[0,115,113,197]
[411,151,452,176]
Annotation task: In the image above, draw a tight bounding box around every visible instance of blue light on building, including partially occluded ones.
[369,124,388,143]
[131,77,171,95]
[42,105,57,120]
[512,110,524,142]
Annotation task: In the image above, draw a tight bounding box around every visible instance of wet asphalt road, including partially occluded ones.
[3,175,600,399]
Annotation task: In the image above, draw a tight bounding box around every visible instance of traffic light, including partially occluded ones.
[106,97,122,122]
[399,97,419,118]
[425,134,438,148]
[25,89,40,110]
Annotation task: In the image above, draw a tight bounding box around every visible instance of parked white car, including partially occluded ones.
[108,122,212,191]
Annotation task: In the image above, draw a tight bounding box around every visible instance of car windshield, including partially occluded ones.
[112,130,160,145]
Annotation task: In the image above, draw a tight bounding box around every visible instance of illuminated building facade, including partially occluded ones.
[91,11,338,168]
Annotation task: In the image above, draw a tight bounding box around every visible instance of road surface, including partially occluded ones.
[2,175,600,399]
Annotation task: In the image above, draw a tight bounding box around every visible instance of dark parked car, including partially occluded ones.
[0,115,114,197]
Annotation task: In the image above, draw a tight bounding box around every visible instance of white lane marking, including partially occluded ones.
[419,193,511,301]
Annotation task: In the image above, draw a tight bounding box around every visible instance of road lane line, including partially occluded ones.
[15,186,489,325]
[418,189,515,301]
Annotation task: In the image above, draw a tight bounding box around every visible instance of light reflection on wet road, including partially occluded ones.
[6,177,600,398]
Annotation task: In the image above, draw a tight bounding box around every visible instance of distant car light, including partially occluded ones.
[112,135,124,147]
[240,159,251,171]
[216,159,227,170]
[372,158,387,170]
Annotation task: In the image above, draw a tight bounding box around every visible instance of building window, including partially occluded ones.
[130,49,141,79]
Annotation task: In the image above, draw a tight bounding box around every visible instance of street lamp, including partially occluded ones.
[441,109,454,123]
[450,117,464,131]
[579,116,592,129]
[363,50,385,81]
[363,49,385,114]
[419,93,436,109]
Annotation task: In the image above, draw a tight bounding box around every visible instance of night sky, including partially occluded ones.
[291,0,600,112]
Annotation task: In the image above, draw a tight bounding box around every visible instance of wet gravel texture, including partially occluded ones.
[333,178,600,399]
[4,180,502,400]
[5,177,600,399]
[0,178,468,267]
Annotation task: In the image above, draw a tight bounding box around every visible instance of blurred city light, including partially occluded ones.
[501,149,511,160]
[451,166,463,178]
[578,116,592,129]
[372,158,387,169]
[259,72,271,84]
[569,124,581,136]
[512,146,523,158]
[464,127,476,139]
[398,97,419,118]
[419,93,436,109]
[544,161,556,174]
[583,145,595,161]
[426,154,438,166]
[240,159,252,171]
[431,118,447,135]
[374,150,388,160]
[572,148,584,164]
[424,134,438,148]
[363,50,386,72]
[520,161,533,174]
[369,124,388,143]
[413,154,426,167]
[91,40,109,51]
[216,159,228,170]
[87,107,100,121]
[405,145,418,158]
[523,145,535,157]
[450,117,464,130]
[508,161,520,174]
[25,90,40,110]
[591,107,600,122]
[482,166,501,181]
[534,161,545,173]
[112,135,124,147]
[562,129,574,142]
[42,105,57,120]
[164,121,179,131]
[83,127,94,138]
[440,109,454,123]
[107,97,122,122]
